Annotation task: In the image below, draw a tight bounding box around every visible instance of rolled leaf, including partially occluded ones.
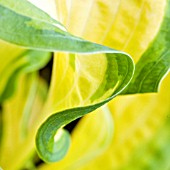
[37,0,170,167]
[0,0,134,163]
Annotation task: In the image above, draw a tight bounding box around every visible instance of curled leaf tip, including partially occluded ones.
[36,122,71,162]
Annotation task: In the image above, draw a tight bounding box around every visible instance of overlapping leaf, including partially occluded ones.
[0,73,48,170]
[124,0,170,93]
[38,106,114,170]
[0,0,134,163]
[58,0,169,93]
[38,73,170,170]
[0,0,169,168]
[37,0,170,169]
[80,74,170,170]
[0,40,51,103]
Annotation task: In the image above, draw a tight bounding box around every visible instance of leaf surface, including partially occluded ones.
[0,0,134,163]
[38,106,114,170]
[0,73,48,170]
[40,73,170,170]
[124,0,170,93]
[0,40,51,103]
[1,0,169,165]
[38,0,170,167]
[58,0,169,93]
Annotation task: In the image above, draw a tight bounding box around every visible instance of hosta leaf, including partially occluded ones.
[0,40,51,103]
[0,40,24,100]
[38,106,114,170]
[0,0,134,163]
[0,1,132,56]
[0,0,65,30]
[0,74,38,159]
[124,0,170,93]
[36,62,130,163]
[78,73,170,170]
[44,72,170,170]
[0,73,48,170]
[58,0,170,93]
[38,0,170,168]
